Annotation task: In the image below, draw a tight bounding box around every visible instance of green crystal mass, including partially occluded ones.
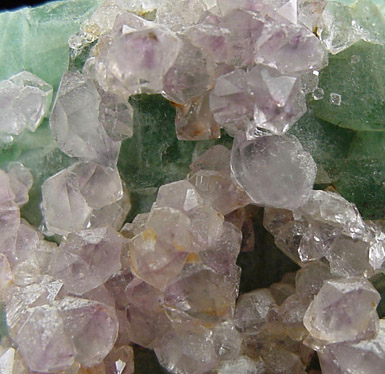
[0,0,102,90]
[312,41,385,131]
[290,108,385,220]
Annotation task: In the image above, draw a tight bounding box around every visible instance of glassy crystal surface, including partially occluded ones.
[50,71,120,166]
[303,277,380,344]
[0,72,53,137]
[50,227,125,295]
[231,135,316,210]
[318,319,385,374]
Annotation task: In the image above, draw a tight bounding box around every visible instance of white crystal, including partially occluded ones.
[94,26,181,97]
[318,319,385,374]
[0,71,52,136]
[156,0,208,32]
[231,135,316,210]
[50,71,120,166]
[303,277,380,344]
[163,38,215,104]
[234,288,277,333]
[49,227,125,295]
[41,162,123,236]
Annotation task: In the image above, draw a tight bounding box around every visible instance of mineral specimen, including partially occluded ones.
[0,0,385,374]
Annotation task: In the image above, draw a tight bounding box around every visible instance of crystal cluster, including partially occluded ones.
[0,0,385,374]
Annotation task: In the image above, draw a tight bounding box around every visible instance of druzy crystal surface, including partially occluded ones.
[1,0,385,374]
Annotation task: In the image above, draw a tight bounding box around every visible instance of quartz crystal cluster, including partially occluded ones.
[0,0,385,373]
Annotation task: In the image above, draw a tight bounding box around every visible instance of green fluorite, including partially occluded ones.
[312,41,385,131]
[0,0,102,90]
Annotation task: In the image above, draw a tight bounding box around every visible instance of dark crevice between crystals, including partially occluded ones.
[237,208,299,294]
[134,346,167,374]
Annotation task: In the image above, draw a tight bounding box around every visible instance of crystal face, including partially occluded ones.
[231,135,317,210]
[1,0,385,374]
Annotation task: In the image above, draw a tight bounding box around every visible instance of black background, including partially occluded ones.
[0,0,48,11]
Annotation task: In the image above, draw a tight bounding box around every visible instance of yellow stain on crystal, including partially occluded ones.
[142,228,158,241]
[185,253,199,263]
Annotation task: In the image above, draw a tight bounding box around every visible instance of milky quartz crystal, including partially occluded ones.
[155,326,219,374]
[49,226,125,295]
[41,162,126,235]
[50,72,120,166]
[318,319,385,374]
[0,71,53,137]
[163,38,215,104]
[231,135,316,210]
[217,355,266,374]
[234,288,277,333]
[210,64,307,136]
[94,23,181,98]
[303,277,380,344]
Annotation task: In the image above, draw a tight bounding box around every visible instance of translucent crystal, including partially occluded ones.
[198,221,242,275]
[326,235,374,278]
[234,288,277,333]
[212,321,242,360]
[155,326,218,374]
[217,355,266,374]
[164,263,239,322]
[209,69,254,135]
[163,38,215,105]
[261,342,306,374]
[94,26,181,97]
[0,254,13,297]
[175,92,221,140]
[188,145,250,215]
[303,277,380,344]
[99,91,134,141]
[185,23,230,63]
[298,222,341,262]
[7,163,33,207]
[89,187,131,231]
[218,0,299,24]
[0,348,16,374]
[57,297,119,367]
[295,261,335,302]
[126,305,171,348]
[0,71,53,136]
[210,65,307,136]
[278,294,309,341]
[255,22,328,74]
[295,190,364,229]
[129,225,188,290]
[41,162,123,236]
[263,208,308,264]
[223,9,266,68]
[50,71,120,166]
[155,180,204,213]
[15,305,75,373]
[298,0,326,31]
[50,227,125,295]
[231,135,316,210]
[317,2,361,54]
[318,319,385,374]
[156,0,208,32]
[84,0,145,37]
[247,65,307,135]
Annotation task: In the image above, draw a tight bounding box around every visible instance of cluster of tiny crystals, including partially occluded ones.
[0,0,385,374]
